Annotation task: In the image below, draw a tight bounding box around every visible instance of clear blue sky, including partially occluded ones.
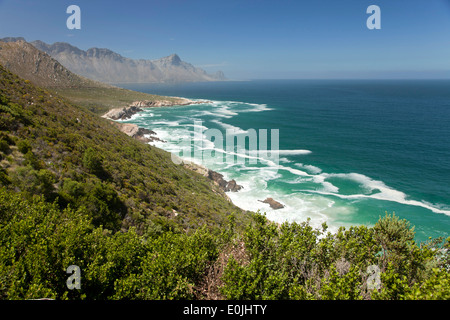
[1,0,450,79]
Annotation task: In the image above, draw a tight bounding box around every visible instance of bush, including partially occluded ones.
[0,139,10,154]
[82,147,103,175]
[220,212,450,300]
[10,166,55,200]
[17,139,32,154]
[24,150,42,169]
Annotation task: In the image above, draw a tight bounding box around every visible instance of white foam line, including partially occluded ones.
[277,150,313,156]
[151,120,180,126]
[298,171,450,216]
[306,189,450,215]
[295,163,323,174]
[210,120,248,134]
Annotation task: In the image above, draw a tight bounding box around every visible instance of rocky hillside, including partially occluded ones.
[30,40,226,83]
[0,39,105,88]
[0,39,194,114]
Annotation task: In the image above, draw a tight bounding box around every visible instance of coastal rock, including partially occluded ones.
[207,170,228,190]
[112,122,165,143]
[181,165,243,193]
[182,161,209,176]
[259,197,285,210]
[207,170,243,193]
[102,106,143,120]
[225,179,243,192]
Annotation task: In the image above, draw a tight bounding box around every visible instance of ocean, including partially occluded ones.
[117,80,450,243]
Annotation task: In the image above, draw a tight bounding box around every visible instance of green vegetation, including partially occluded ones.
[1,191,448,300]
[0,63,449,300]
[219,213,449,300]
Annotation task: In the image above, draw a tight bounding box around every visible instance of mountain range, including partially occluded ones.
[30,39,225,83]
[0,37,225,84]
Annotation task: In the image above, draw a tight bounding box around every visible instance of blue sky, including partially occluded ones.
[1,0,450,79]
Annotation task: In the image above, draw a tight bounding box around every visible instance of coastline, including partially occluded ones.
[102,98,261,208]
[102,97,212,121]
[103,92,450,242]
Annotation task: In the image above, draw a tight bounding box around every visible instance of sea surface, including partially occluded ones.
[117,80,450,242]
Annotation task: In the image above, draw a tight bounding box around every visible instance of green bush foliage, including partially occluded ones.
[0,187,221,300]
[219,212,449,300]
[1,192,448,300]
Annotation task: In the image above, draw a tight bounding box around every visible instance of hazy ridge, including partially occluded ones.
[31,39,226,84]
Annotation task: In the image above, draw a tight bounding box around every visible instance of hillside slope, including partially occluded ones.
[0,39,102,88]
[0,63,248,235]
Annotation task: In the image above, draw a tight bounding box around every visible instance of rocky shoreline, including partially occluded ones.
[102,98,211,121]
[105,99,285,210]
[182,160,243,194]
[103,98,210,143]
[104,98,244,195]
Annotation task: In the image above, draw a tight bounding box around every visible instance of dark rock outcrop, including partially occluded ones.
[259,197,285,210]
[207,170,243,193]
[225,179,243,192]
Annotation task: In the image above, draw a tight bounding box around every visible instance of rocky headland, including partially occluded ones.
[102,98,211,121]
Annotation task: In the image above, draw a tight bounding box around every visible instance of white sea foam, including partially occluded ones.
[306,172,450,216]
[151,120,180,126]
[295,163,322,174]
[240,103,274,113]
[115,112,144,122]
[207,100,274,118]
[277,150,312,156]
[210,120,248,134]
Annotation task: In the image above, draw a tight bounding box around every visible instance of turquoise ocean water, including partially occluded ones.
[118,80,450,242]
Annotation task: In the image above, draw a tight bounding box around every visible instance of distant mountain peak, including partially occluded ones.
[168,53,181,65]
[159,53,182,66]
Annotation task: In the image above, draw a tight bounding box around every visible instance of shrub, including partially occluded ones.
[17,139,32,154]
[10,166,55,200]
[0,139,10,153]
[82,147,103,175]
